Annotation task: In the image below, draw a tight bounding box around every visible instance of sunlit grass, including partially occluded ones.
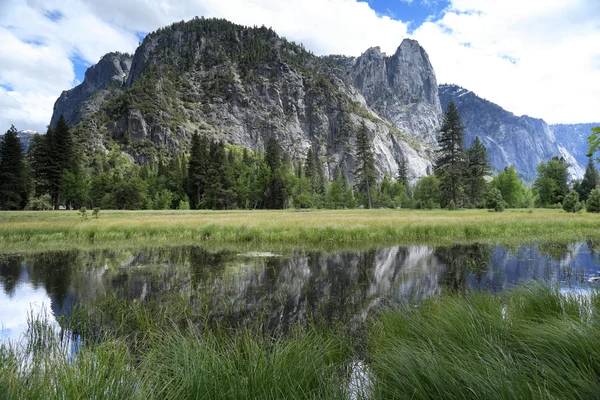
[0,208,599,253]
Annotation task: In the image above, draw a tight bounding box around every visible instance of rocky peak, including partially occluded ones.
[50,52,132,127]
[348,38,443,144]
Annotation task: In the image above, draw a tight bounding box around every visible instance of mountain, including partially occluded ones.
[438,84,584,181]
[551,123,599,168]
[327,41,442,145]
[0,130,37,152]
[50,18,442,183]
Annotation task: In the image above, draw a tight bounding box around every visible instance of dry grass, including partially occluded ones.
[0,208,598,253]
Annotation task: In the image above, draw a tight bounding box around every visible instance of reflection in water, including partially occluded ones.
[1,242,599,343]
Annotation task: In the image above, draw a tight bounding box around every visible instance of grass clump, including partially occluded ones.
[369,284,600,399]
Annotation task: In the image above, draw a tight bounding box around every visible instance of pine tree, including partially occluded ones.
[263,137,284,208]
[355,122,377,209]
[465,136,491,207]
[0,126,28,209]
[578,158,599,202]
[187,133,208,208]
[397,154,409,188]
[304,148,317,192]
[435,101,466,208]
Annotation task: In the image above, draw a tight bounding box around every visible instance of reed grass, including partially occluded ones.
[0,209,599,254]
[3,284,600,399]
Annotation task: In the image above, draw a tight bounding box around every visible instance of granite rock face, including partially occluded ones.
[50,19,440,183]
[551,123,600,168]
[50,52,132,127]
[328,40,442,145]
[439,84,584,181]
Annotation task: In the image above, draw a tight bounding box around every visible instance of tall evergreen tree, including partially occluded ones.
[39,115,76,209]
[0,126,28,209]
[304,148,317,192]
[263,137,284,208]
[396,154,409,188]
[465,136,491,207]
[578,158,599,202]
[435,101,466,208]
[187,133,208,208]
[354,122,377,209]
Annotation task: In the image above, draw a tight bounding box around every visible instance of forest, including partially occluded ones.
[0,102,599,213]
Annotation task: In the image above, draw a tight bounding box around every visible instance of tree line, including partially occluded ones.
[1,112,599,212]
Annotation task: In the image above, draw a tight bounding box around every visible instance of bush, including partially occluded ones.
[486,188,506,212]
[447,199,456,210]
[562,190,579,213]
[26,194,52,210]
[92,208,101,219]
[587,189,600,212]
[78,207,87,220]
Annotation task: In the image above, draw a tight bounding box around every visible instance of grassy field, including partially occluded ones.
[0,208,599,253]
[3,285,600,399]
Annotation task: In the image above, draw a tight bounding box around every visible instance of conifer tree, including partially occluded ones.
[577,158,599,202]
[263,137,284,208]
[355,122,377,209]
[465,136,491,207]
[435,101,466,208]
[0,126,28,209]
[397,154,409,188]
[187,133,208,208]
[304,148,317,192]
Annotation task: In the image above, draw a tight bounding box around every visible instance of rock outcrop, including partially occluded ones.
[551,123,600,168]
[330,40,443,145]
[439,84,584,181]
[50,52,132,127]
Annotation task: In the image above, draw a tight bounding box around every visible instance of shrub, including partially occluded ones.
[78,207,87,220]
[587,188,600,212]
[486,188,506,212]
[92,208,100,219]
[562,190,579,213]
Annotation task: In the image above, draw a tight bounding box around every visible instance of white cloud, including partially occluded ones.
[0,0,598,133]
[412,0,600,124]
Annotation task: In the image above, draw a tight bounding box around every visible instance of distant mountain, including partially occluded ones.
[438,84,584,181]
[0,130,38,152]
[551,123,599,168]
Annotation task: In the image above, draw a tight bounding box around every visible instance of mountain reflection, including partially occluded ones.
[1,242,598,338]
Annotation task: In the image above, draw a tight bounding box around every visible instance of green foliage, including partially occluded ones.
[577,158,599,202]
[0,125,28,209]
[465,136,491,207]
[78,207,87,219]
[562,190,579,213]
[586,126,600,159]
[587,188,600,213]
[354,122,377,209]
[413,175,440,208]
[436,101,467,208]
[490,165,524,208]
[92,208,100,219]
[533,157,570,207]
[26,194,52,210]
[486,187,507,212]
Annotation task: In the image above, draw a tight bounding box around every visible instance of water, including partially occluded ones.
[1,241,600,344]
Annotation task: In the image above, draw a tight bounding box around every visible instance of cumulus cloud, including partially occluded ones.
[0,0,598,133]
[412,0,600,123]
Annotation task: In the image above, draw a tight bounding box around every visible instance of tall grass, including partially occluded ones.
[369,284,600,399]
[3,285,600,399]
[0,209,600,253]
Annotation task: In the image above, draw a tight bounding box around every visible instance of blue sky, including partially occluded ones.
[0,0,599,133]
[368,0,449,32]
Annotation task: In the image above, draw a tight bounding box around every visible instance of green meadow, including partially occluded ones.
[1,208,599,253]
